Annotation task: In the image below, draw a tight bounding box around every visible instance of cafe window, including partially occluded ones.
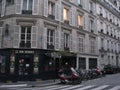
[0,55,6,74]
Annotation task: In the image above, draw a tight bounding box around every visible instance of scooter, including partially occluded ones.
[58,67,82,84]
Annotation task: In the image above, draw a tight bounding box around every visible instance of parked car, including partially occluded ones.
[58,67,82,84]
[104,64,119,74]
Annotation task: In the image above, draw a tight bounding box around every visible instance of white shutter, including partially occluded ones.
[13,25,21,48]
[31,26,38,48]
[61,31,64,50]
[15,0,22,14]
[76,34,79,52]
[42,28,47,49]
[61,5,64,22]
[98,37,101,50]
[32,0,39,15]
[69,34,73,52]
[83,15,86,30]
[75,11,78,27]
[55,30,59,50]
[0,27,3,48]
[44,0,48,17]
[69,8,73,26]
[1,0,6,17]
[55,3,59,21]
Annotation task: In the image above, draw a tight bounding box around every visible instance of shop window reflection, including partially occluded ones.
[0,55,6,74]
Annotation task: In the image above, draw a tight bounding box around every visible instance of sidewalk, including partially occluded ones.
[0,79,60,88]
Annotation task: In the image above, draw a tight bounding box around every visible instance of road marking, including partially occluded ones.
[45,85,71,90]
[91,85,110,90]
[109,86,120,90]
[0,84,27,88]
[75,85,95,90]
[60,85,83,90]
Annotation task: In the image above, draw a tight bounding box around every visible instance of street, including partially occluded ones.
[0,73,120,90]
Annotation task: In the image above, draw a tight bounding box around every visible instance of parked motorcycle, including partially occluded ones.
[58,67,82,84]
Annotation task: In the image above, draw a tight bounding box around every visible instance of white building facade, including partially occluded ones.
[0,0,120,81]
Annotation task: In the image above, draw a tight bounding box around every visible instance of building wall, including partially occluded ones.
[0,0,120,72]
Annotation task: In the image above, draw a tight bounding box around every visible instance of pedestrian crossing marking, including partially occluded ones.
[91,85,110,90]
[109,86,120,90]
[74,85,95,90]
[1,84,120,90]
[0,84,27,88]
[45,85,71,90]
[60,85,83,90]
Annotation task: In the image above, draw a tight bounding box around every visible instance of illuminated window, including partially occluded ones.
[63,8,69,21]
[78,15,83,26]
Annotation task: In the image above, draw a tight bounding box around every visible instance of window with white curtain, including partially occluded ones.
[23,0,33,11]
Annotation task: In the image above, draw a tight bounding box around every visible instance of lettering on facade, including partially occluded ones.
[15,50,34,54]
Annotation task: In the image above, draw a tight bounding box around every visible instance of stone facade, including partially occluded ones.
[0,0,120,72]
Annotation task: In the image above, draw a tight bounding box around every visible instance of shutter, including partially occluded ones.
[61,31,64,50]
[32,0,39,15]
[77,34,79,52]
[69,8,73,26]
[61,5,64,22]
[69,34,73,52]
[72,6,76,26]
[13,25,21,48]
[0,27,3,48]
[31,26,38,48]
[98,37,101,50]
[44,0,48,17]
[55,3,59,21]
[15,0,22,14]
[75,11,78,27]
[104,39,107,51]
[55,30,59,50]
[83,15,86,30]
[1,0,6,17]
[42,28,47,49]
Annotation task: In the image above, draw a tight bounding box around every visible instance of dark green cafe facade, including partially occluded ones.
[0,48,76,82]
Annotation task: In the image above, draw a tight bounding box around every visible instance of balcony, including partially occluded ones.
[107,32,109,35]
[101,29,103,33]
[64,47,70,51]
[90,10,93,14]
[110,19,112,22]
[100,13,103,16]
[78,4,82,8]
[48,15,55,19]
[64,20,69,25]
[91,29,94,33]
[22,10,32,14]
[47,44,54,50]
[79,26,83,30]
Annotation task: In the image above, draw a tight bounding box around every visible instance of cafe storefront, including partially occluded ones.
[0,48,76,82]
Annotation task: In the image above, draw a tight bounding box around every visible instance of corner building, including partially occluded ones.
[0,0,120,81]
